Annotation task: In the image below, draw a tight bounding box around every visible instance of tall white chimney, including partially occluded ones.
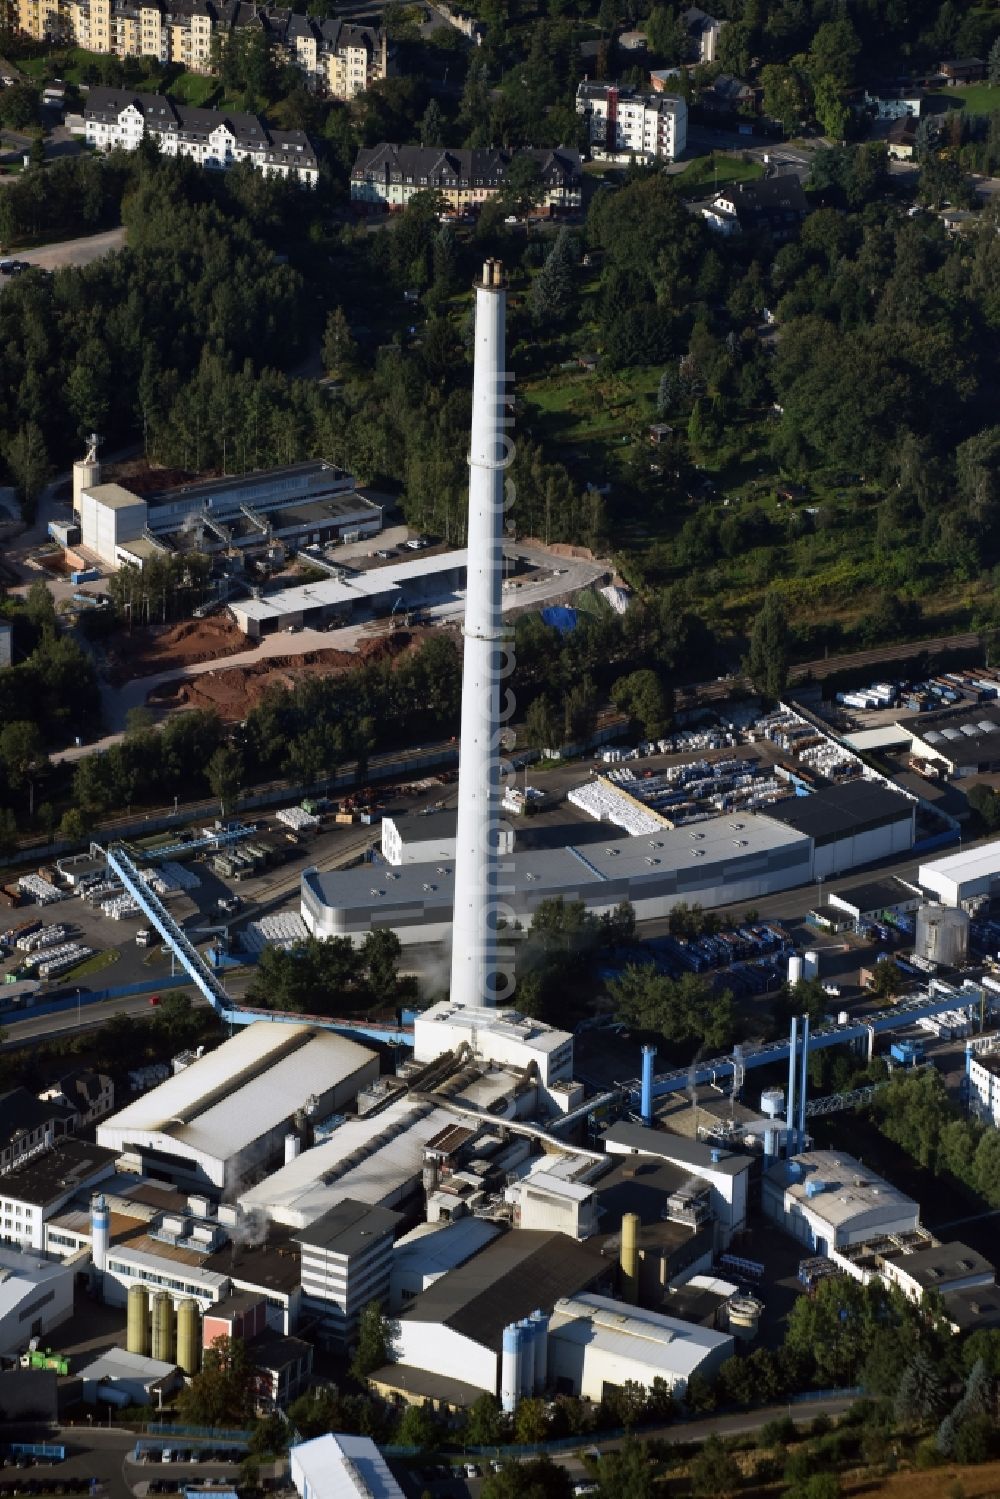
[449,259,508,1008]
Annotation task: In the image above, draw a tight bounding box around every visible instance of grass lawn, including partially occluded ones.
[674,152,764,195]
[928,82,1000,113]
[64,947,120,981]
[166,71,221,107]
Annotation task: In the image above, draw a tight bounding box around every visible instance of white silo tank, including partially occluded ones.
[518,1318,536,1396]
[802,950,820,981]
[500,1324,521,1414]
[915,903,970,967]
[787,953,803,985]
[760,1087,785,1119]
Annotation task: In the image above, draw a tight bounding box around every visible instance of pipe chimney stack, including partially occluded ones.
[449,259,509,1008]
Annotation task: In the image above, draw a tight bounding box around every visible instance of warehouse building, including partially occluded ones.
[765,781,916,879]
[0,1249,74,1356]
[291,1433,404,1499]
[381,809,514,867]
[919,842,1000,907]
[827,876,923,926]
[547,1293,733,1400]
[97,1023,378,1195]
[228,550,469,639]
[762,1150,919,1254]
[374,1230,607,1405]
[302,810,815,945]
[77,460,381,570]
[78,1348,182,1408]
[908,705,1000,777]
[877,1241,995,1304]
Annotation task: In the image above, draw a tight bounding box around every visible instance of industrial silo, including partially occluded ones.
[126,1285,150,1357]
[176,1299,201,1376]
[915,904,970,968]
[620,1212,640,1304]
[787,953,803,985]
[150,1292,175,1363]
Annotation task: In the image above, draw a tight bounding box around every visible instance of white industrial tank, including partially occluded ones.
[915,903,970,967]
[802,950,820,981]
[787,953,803,985]
[760,1087,785,1119]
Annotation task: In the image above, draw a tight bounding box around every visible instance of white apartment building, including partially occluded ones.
[79,88,319,184]
[576,82,687,162]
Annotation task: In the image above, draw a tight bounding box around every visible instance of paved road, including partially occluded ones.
[19,226,127,271]
[0,988,172,1048]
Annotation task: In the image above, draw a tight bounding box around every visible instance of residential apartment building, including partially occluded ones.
[78,87,319,184]
[575,81,687,162]
[350,143,583,214]
[9,0,386,100]
[681,6,725,63]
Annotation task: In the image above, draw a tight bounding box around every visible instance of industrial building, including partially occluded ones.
[76,459,381,570]
[967,1044,1000,1126]
[228,550,469,639]
[877,1242,995,1304]
[919,842,1000,907]
[0,1249,74,1356]
[77,1348,182,1408]
[0,1138,117,1253]
[97,1023,379,1194]
[413,1004,575,1106]
[381,809,514,867]
[547,1293,733,1400]
[302,810,816,945]
[291,1434,404,1499]
[762,1150,919,1254]
[375,1230,606,1405]
[908,703,1000,777]
[602,1123,751,1250]
[0,1087,79,1172]
[827,877,922,926]
[765,781,916,879]
[389,1219,503,1311]
[238,1097,470,1229]
[294,1198,400,1346]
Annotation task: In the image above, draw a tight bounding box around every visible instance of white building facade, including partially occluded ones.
[576,82,688,161]
[80,88,319,184]
[762,1151,920,1255]
[548,1294,733,1400]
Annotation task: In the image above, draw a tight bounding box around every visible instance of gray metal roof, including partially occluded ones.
[294,1197,400,1256]
[396,1229,605,1351]
[603,1122,752,1177]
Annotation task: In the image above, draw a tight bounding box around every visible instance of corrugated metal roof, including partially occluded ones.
[549,1292,732,1378]
[98,1023,375,1163]
[239,1099,462,1227]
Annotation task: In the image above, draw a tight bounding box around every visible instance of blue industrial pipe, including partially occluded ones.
[786,1016,798,1157]
[641,1045,656,1124]
[798,1012,810,1148]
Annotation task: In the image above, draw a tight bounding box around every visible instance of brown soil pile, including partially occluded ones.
[107,615,250,686]
[146,631,416,722]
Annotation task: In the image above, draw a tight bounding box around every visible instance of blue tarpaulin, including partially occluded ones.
[541,606,578,634]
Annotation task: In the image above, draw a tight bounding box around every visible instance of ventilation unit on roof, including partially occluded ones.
[691,849,705,858]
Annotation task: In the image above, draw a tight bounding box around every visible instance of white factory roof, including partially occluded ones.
[0,1248,71,1320]
[393,1218,502,1277]
[77,1347,178,1386]
[919,840,1000,889]
[765,1150,917,1229]
[104,1243,230,1292]
[233,549,470,624]
[292,1433,403,1499]
[313,811,810,913]
[239,1098,465,1228]
[549,1293,733,1379]
[83,482,145,510]
[523,1171,594,1203]
[98,1023,375,1163]
[417,1002,573,1059]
